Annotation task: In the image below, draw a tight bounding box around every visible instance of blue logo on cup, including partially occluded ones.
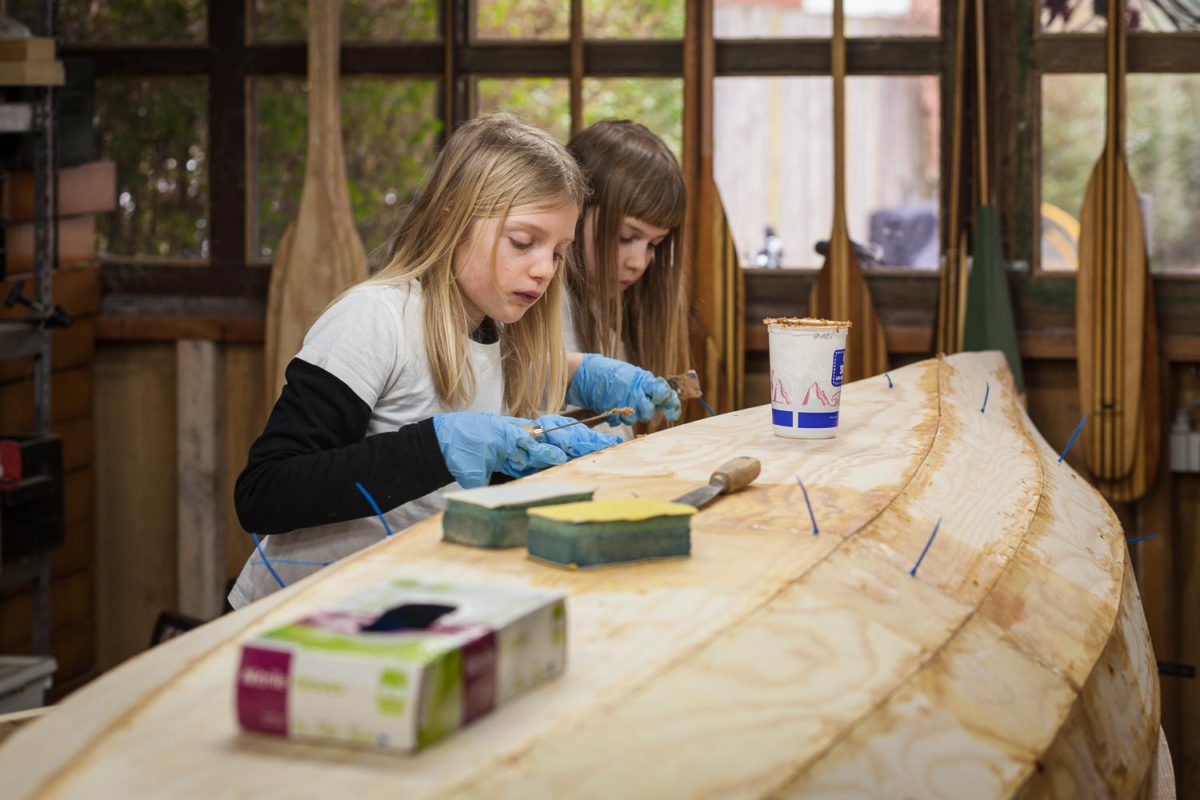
[831,349,845,387]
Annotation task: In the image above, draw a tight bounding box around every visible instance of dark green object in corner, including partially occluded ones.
[962,206,1026,394]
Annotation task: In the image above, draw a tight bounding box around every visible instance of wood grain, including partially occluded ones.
[808,0,889,383]
[263,0,367,410]
[176,340,226,619]
[1075,0,1152,485]
[0,352,1160,797]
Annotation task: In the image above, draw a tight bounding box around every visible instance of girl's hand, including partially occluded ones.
[432,413,568,488]
[533,414,623,457]
[565,353,682,426]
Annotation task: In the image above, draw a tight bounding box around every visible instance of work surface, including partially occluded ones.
[0,352,1161,798]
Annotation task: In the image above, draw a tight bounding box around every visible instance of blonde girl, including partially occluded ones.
[562,120,690,423]
[230,113,630,607]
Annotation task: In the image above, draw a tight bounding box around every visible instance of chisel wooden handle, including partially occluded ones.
[711,457,761,495]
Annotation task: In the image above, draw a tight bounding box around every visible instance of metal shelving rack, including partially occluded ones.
[0,0,58,657]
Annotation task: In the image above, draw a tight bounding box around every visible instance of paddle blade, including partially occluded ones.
[808,236,889,384]
[1075,157,1148,480]
[962,206,1025,393]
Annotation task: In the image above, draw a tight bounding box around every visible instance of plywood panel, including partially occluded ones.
[0,353,1160,798]
[94,344,177,670]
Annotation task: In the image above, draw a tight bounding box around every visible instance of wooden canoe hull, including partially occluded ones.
[0,353,1159,797]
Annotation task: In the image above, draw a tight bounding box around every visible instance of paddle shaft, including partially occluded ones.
[808,0,888,383]
[936,0,968,354]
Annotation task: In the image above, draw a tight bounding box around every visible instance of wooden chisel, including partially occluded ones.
[671,457,761,510]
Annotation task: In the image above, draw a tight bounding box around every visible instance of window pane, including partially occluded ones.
[254,0,440,42]
[476,0,568,39]
[715,0,938,39]
[254,79,441,267]
[477,78,570,142]
[1040,0,1199,33]
[9,0,205,43]
[717,76,939,270]
[583,78,684,159]
[96,79,208,259]
[587,0,684,38]
[1041,74,1200,273]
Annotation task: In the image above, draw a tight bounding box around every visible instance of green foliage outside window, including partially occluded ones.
[1043,74,1200,272]
[253,0,439,41]
[96,79,209,258]
[10,0,205,43]
[254,79,441,266]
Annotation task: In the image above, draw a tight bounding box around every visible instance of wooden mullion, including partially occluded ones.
[208,0,248,268]
[990,0,1036,265]
[248,43,443,75]
[569,0,583,136]
[58,45,210,74]
[1036,31,1200,73]
[716,38,942,75]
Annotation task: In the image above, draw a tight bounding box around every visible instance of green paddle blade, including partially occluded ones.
[962,206,1025,393]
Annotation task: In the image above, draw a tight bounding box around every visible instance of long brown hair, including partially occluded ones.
[565,120,689,378]
[369,113,587,417]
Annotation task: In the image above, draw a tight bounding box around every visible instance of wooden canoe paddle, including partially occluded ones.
[808,0,888,383]
[960,0,1024,395]
[264,0,368,410]
[1076,0,1150,483]
[1096,285,1160,502]
[935,0,968,355]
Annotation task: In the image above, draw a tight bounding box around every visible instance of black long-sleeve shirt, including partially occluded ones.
[234,358,454,536]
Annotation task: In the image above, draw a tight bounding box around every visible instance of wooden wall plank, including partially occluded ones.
[50,517,93,580]
[0,569,93,649]
[222,344,264,582]
[0,316,96,382]
[0,366,92,429]
[0,264,99,322]
[176,340,225,619]
[95,344,177,670]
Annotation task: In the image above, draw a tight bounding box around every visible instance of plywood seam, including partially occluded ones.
[436,360,951,796]
[763,357,1050,795]
[1007,557,1157,798]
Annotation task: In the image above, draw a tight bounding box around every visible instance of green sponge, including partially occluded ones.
[442,481,595,549]
[526,499,697,568]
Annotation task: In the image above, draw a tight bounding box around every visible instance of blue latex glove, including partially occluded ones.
[565,353,682,426]
[533,414,623,458]
[432,412,567,489]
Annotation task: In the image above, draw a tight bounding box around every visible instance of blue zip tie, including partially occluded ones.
[1127,534,1158,544]
[884,372,893,388]
[251,532,287,590]
[356,481,394,537]
[1058,413,1088,463]
[981,382,990,414]
[250,558,334,567]
[698,396,717,417]
[909,517,942,577]
[796,476,819,536]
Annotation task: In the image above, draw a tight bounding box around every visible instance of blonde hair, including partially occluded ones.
[369,113,587,417]
[565,119,689,378]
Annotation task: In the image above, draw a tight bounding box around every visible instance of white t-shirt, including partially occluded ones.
[229,282,503,608]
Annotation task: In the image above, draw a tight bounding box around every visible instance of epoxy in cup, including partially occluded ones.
[765,317,852,439]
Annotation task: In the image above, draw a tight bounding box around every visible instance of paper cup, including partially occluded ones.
[765,317,852,439]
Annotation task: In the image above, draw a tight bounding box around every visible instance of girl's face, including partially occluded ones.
[455,202,578,327]
[583,210,671,292]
